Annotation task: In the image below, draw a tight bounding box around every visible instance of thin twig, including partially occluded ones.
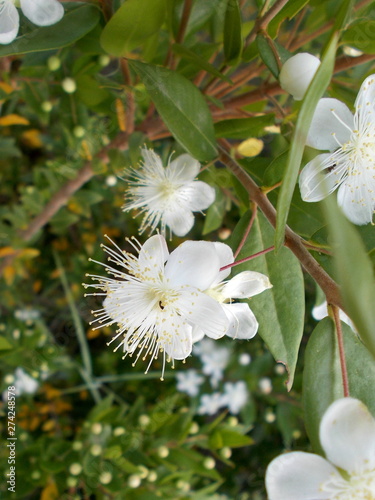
[221,245,275,272]
[234,203,258,259]
[330,305,350,397]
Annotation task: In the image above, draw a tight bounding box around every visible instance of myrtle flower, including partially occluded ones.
[299,74,375,225]
[312,300,356,331]
[2,368,38,401]
[122,147,215,237]
[84,235,230,377]
[200,343,231,388]
[198,392,226,415]
[221,381,249,414]
[84,235,272,377]
[279,53,321,100]
[0,0,64,45]
[265,397,375,500]
[176,369,204,397]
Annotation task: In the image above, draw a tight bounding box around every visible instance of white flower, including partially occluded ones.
[2,368,38,401]
[222,381,248,414]
[279,53,321,100]
[266,397,375,500]
[84,235,230,377]
[194,242,272,342]
[176,369,204,397]
[198,392,226,415]
[312,300,356,331]
[122,147,215,237]
[201,344,231,388]
[0,0,64,45]
[299,75,375,225]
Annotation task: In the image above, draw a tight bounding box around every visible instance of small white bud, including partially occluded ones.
[128,474,141,488]
[113,426,125,436]
[189,422,199,434]
[99,55,111,67]
[69,463,82,476]
[106,175,118,187]
[99,472,112,484]
[90,444,102,456]
[157,446,169,458]
[239,353,251,366]
[279,53,321,100]
[203,457,215,470]
[138,414,151,427]
[62,77,77,94]
[91,422,102,435]
[147,471,157,482]
[31,470,41,480]
[48,56,61,71]
[73,126,85,138]
[41,101,53,113]
[220,447,232,459]
[72,441,83,451]
[67,477,78,487]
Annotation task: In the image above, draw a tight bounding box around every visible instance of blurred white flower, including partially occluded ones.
[279,53,321,100]
[0,0,64,45]
[238,353,251,366]
[2,368,38,401]
[198,392,225,415]
[259,377,272,395]
[312,300,355,331]
[176,369,204,397]
[222,381,248,414]
[122,147,215,237]
[201,345,230,388]
[299,74,375,225]
[84,235,230,377]
[266,398,375,500]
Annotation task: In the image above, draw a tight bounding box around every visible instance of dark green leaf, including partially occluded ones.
[214,115,275,139]
[0,4,100,56]
[256,33,280,79]
[129,60,217,161]
[341,20,375,54]
[100,0,166,56]
[303,318,375,453]
[202,188,227,235]
[223,0,243,64]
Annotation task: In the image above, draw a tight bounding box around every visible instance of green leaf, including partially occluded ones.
[275,33,338,251]
[223,0,243,64]
[303,318,375,453]
[214,115,275,139]
[323,196,375,359]
[230,211,305,390]
[202,188,227,235]
[100,0,165,56]
[268,0,310,38]
[172,44,233,84]
[341,20,375,54]
[129,60,217,161]
[0,4,100,56]
[0,336,12,351]
[256,33,280,79]
[209,428,253,449]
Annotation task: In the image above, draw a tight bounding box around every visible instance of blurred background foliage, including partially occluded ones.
[0,0,374,498]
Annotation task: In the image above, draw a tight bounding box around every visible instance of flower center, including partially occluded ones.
[158,179,178,204]
[321,469,375,500]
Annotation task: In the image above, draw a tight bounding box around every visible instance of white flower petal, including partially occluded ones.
[222,302,258,339]
[337,173,375,225]
[161,317,192,360]
[168,153,200,181]
[141,147,164,171]
[165,241,220,290]
[222,271,272,299]
[354,73,375,125]
[178,181,216,211]
[20,0,64,26]
[191,326,205,343]
[211,242,234,283]
[163,207,195,236]
[265,451,338,500]
[299,153,344,202]
[306,98,354,151]
[279,53,321,101]
[0,1,19,44]
[178,290,228,339]
[320,398,375,474]
[138,234,169,272]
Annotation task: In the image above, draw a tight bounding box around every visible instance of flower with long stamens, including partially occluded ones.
[83,235,231,378]
[265,397,375,500]
[122,147,215,237]
[0,0,64,45]
[299,74,375,225]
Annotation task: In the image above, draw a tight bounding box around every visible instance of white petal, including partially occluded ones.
[0,1,19,44]
[306,98,354,151]
[178,181,216,211]
[160,317,192,360]
[191,326,205,343]
[337,173,375,225]
[212,242,234,283]
[138,234,169,272]
[320,397,375,474]
[165,241,220,290]
[222,271,272,299]
[163,207,195,236]
[168,153,200,181]
[265,451,338,500]
[178,290,229,339]
[222,303,258,339]
[354,74,375,126]
[279,53,321,101]
[299,153,343,202]
[20,0,64,26]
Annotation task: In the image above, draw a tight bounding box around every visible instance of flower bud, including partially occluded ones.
[48,56,61,71]
[128,474,141,488]
[100,472,112,484]
[62,77,77,94]
[279,53,321,100]
[41,101,53,113]
[73,126,85,138]
[69,463,82,476]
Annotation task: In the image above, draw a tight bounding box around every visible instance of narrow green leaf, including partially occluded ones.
[100,0,165,56]
[202,189,227,235]
[341,20,375,54]
[256,33,280,79]
[0,4,100,56]
[0,336,12,351]
[214,115,275,139]
[303,318,375,453]
[129,60,217,161]
[323,196,375,359]
[275,33,338,251]
[172,44,233,84]
[268,0,310,38]
[230,211,305,390]
[223,0,243,64]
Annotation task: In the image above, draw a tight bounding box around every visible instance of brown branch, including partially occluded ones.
[218,145,342,309]
[245,0,290,47]
[331,305,350,397]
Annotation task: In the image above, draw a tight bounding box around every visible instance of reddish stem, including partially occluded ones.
[234,203,258,259]
[220,246,275,272]
[331,305,350,397]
